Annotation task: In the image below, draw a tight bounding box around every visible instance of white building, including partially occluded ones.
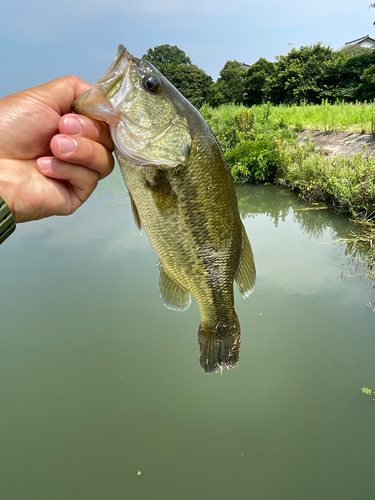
[338,35,375,50]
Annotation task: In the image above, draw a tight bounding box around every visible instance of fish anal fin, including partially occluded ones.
[145,169,178,216]
[128,191,142,233]
[235,224,256,298]
[159,263,191,312]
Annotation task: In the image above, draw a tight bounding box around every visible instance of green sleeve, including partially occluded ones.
[0,195,16,245]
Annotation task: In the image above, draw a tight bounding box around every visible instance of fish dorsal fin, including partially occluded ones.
[129,191,142,233]
[145,169,178,216]
[235,223,256,298]
[159,263,191,311]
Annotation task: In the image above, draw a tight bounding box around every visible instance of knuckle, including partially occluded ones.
[86,140,99,162]
[98,153,115,180]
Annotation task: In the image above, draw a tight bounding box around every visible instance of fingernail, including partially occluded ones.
[58,137,75,155]
[63,115,82,135]
[37,157,52,172]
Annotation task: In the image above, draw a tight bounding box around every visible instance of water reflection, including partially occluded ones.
[238,184,348,238]
[236,183,371,297]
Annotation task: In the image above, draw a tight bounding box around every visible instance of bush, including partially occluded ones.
[201,103,298,183]
[277,151,375,214]
[225,136,285,183]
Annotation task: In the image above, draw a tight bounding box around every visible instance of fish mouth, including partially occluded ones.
[72,45,133,125]
[95,45,133,98]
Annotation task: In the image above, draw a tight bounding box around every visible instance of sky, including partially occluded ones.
[0,0,374,97]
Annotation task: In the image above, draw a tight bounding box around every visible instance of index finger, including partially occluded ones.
[59,113,114,152]
[23,75,93,116]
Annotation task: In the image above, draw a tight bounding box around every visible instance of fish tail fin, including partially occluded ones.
[198,313,241,373]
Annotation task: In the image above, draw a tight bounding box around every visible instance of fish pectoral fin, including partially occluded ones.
[145,169,178,216]
[235,223,256,298]
[159,264,191,312]
[129,191,142,233]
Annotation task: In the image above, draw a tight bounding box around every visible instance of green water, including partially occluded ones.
[1,169,375,500]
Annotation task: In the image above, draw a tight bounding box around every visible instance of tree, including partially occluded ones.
[330,49,375,101]
[209,61,247,106]
[162,64,212,108]
[340,46,374,58]
[142,44,191,71]
[358,64,375,99]
[243,58,276,106]
[142,44,211,108]
[268,43,346,104]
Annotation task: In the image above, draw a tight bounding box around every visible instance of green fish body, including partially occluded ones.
[73,46,255,372]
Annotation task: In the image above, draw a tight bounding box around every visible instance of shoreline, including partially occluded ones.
[298,130,375,158]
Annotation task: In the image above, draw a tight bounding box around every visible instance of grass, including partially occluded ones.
[201,99,375,136]
[337,217,375,282]
[251,100,375,134]
[276,151,375,215]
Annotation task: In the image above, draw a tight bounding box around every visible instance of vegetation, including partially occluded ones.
[361,387,372,396]
[209,61,247,106]
[250,100,375,134]
[200,104,295,183]
[142,44,212,109]
[162,64,212,109]
[142,44,192,69]
[277,150,375,214]
[201,102,375,276]
[224,44,375,107]
[201,103,375,211]
[361,387,375,399]
[143,42,375,109]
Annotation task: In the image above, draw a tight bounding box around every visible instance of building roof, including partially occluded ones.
[338,35,375,50]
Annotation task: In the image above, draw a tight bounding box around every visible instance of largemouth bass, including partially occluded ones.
[73,45,256,373]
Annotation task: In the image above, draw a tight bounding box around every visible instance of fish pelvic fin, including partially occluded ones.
[159,263,191,311]
[235,223,256,298]
[198,314,241,373]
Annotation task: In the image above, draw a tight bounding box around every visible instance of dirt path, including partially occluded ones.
[298,130,375,158]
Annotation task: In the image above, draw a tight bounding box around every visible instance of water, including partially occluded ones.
[1,169,375,500]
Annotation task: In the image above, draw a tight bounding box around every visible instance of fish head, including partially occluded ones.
[73,45,192,168]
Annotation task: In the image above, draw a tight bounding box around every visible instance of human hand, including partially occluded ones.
[0,76,114,223]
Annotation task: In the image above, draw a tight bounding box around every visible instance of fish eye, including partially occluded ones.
[142,74,161,94]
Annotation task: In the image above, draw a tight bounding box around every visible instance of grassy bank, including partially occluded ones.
[202,100,375,134]
[200,102,375,276]
[252,100,375,134]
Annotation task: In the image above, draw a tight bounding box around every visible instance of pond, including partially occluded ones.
[1,167,375,500]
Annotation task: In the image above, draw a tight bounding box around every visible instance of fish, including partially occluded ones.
[73,45,256,373]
